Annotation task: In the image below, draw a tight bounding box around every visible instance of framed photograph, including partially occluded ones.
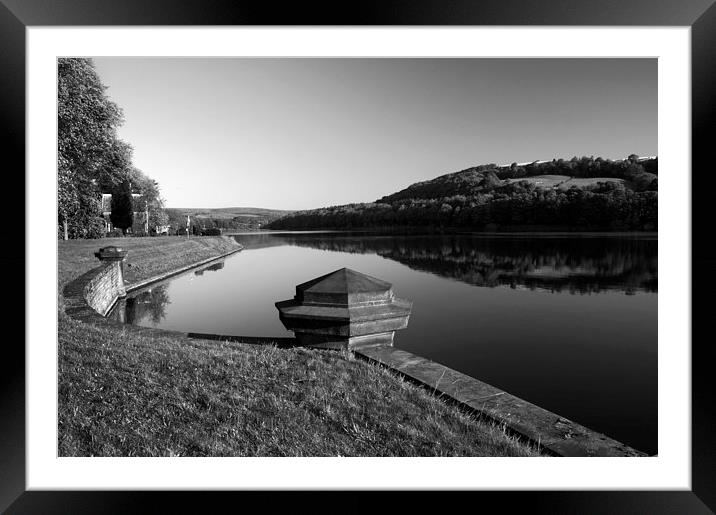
[4,0,714,512]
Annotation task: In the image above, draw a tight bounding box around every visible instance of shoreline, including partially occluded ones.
[60,235,647,457]
[230,228,658,238]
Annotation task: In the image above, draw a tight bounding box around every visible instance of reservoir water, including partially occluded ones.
[110,232,657,454]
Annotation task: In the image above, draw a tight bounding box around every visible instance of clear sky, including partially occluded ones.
[92,58,656,210]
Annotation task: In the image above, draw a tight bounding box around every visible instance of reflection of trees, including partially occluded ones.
[272,234,657,294]
[110,263,225,325]
[123,284,171,325]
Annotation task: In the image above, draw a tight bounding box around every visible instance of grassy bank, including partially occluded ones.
[58,235,241,290]
[58,236,543,457]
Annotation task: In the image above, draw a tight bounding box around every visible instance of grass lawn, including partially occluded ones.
[58,236,544,457]
[58,235,241,290]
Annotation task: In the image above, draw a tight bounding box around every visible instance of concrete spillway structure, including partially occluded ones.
[275,268,412,350]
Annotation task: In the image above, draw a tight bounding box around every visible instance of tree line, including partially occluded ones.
[163,210,279,235]
[268,173,657,232]
[58,58,168,239]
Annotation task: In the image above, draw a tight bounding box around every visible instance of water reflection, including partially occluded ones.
[235,233,657,294]
[112,261,228,325]
[110,283,171,326]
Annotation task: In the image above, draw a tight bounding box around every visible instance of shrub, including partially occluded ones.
[202,227,222,236]
[106,229,124,238]
[84,217,107,239]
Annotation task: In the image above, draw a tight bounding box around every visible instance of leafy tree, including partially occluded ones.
[58,58,129,238]
[58,58,171,239]
[479,171,503,190]
[129,167,170,234]
[149,209,170,234]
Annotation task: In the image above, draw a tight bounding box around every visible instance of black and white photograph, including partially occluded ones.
[4,2,713,509]
[57,56,657,458]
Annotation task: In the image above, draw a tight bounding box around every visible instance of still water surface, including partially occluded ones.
[111,232,657,454]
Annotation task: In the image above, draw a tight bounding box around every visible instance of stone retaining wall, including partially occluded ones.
[83,261,126,316]
[355,346,647,457]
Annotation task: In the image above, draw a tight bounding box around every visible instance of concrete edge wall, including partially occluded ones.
[355,345,648,457]
[81,261,125,316]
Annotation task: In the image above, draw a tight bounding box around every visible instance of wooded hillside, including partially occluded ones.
[267,155,658,232]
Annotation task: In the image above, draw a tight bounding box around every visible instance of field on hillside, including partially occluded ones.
[507,175,626,189]
[506,175,571,188]
[558,177,626,189]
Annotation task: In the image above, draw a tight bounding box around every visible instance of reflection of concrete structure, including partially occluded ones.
[276,268,412,350]
[194,261,225,276]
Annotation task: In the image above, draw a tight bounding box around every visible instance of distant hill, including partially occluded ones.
[170,207,291,218]
[166,207,293,232]
[379,155,656,203]
[267,155,657,232]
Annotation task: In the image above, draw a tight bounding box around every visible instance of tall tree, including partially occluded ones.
[110,179,134,234]
[130,168,169,234]
[58,58,129,238]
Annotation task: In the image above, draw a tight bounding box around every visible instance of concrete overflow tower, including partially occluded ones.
[275,268,412,350]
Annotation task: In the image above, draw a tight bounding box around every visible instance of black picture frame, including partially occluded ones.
[3,1,714,513]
